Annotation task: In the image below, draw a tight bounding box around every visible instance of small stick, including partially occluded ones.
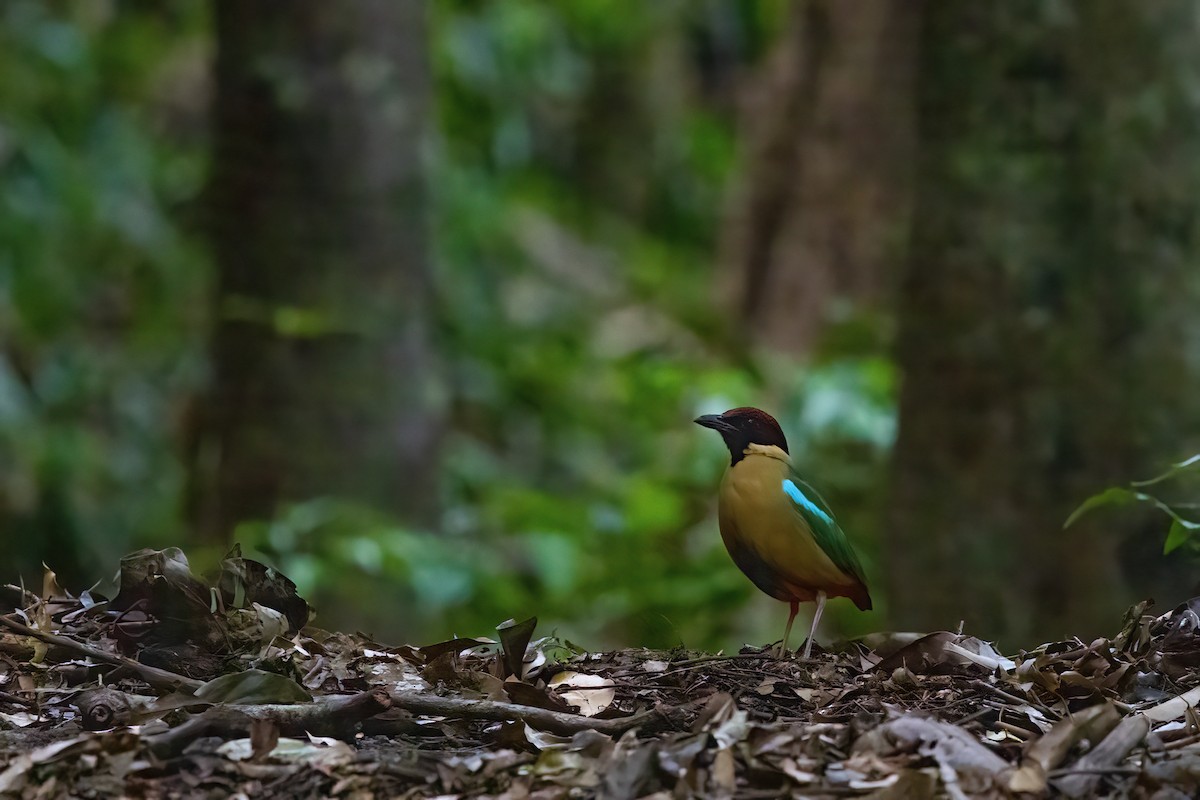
[147,689,392,757]
[0,585,38,609]
[970,679,1038,709]
[1049,766,1140,777]
[0,690,35,709]
[613,652,774,678]
[390,691,660,736]
[0,614,202,693]
[994,720,1034,740]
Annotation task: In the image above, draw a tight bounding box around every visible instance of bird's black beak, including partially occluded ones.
[694,414,734,433]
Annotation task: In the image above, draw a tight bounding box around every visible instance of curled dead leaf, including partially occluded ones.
[548,671,615,717]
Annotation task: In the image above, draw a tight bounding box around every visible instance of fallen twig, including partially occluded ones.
[1050,766,1140,777]
[994,720,1034,740]
[390,691,661,736]
[970,679,1038,709]
[0,614,202,693]
[146,688,391,757]
[0,585,38,609]
[613,652,774,679]
[0,690,35,709]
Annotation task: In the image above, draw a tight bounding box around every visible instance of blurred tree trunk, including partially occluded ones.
[190,0,443,540]
[721,0,918,353]
[887,2,1200,646]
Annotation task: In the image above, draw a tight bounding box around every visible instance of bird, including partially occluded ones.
[695,407,871,658]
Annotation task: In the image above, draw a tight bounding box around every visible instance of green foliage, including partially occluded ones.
[1,1,895,650]
[234,349,893,649]
[1065,455,1200,554]
[0,2,209,579]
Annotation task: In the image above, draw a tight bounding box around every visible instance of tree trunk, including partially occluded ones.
[887,1,1200,646]
[721,0,918,353]
[190,0,443,539]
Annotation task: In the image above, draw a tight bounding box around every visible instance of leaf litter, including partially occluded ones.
[3,549,1200,796]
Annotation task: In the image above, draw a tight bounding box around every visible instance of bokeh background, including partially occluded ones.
[3,1,1199,652]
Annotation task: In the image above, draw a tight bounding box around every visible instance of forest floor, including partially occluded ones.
[0,549,1198,798]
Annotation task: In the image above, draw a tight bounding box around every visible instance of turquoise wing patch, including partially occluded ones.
[782,479,833,525]
[782,476,867,586]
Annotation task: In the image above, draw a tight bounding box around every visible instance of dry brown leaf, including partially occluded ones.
[548,671,615,717]
[1142,686,1200,722]
[1009,703,1120,793]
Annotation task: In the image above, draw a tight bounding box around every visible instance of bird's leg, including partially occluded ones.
[777,600,800,658]
[801,591,827,659]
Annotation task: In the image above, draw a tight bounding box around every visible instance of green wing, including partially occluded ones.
[781,471,869,587]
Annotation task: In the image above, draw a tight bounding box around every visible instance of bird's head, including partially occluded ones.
[694,407,789,465]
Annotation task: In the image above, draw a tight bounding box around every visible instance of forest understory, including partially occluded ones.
[1,548,1199,798]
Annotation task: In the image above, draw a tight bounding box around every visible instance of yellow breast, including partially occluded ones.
[717,445,859,603]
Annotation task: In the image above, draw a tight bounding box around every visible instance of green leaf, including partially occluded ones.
[195,669,312,704]
[1131,454,1200,488]
[1063,487,1142,529]
[1142,497,1200,532]
[1164,519,1191,554]
[1066,484,1200,554]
